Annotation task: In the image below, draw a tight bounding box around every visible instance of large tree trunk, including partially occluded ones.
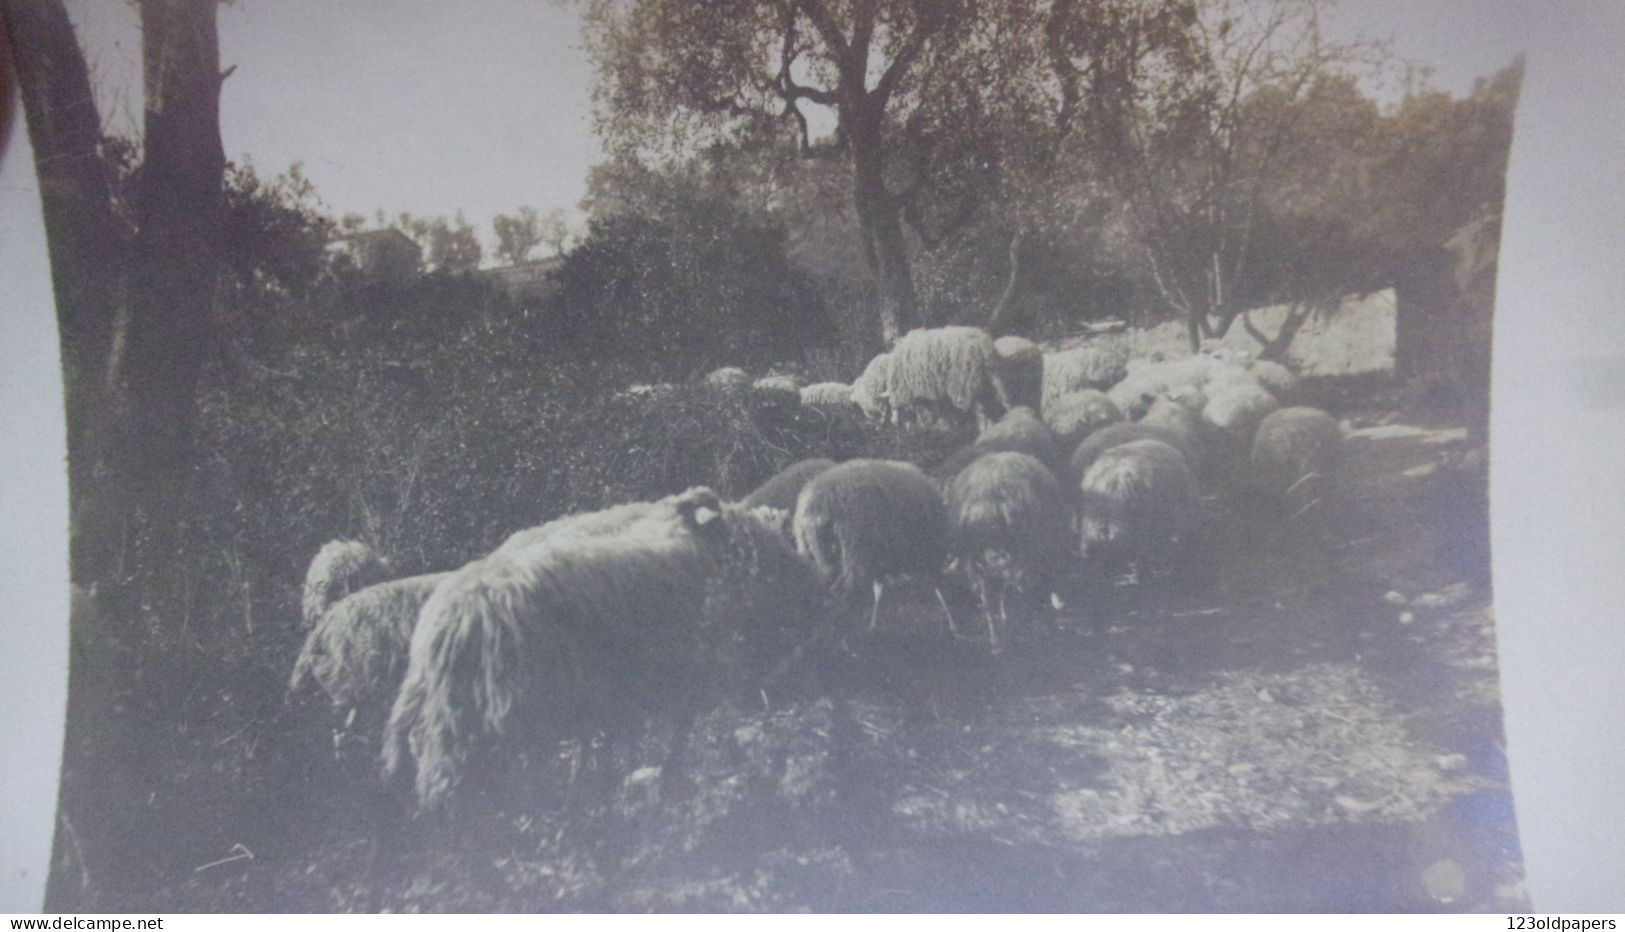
[109,0,225,536]
[845,101,917,345]
[2,0,129,581]
[7,0,226,909]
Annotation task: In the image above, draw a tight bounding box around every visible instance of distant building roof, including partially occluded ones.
[326,228,419,250]
[480,256,563,300]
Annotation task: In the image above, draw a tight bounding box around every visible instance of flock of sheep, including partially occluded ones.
[288,324,1345,816]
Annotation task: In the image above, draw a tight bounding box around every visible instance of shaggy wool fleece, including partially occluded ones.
[1077,439,1198,565]
[792,459,947,598]
[383,487,817,812]
[301,540,393,629]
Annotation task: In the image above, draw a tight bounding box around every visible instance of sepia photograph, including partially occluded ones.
[0,0,1577,913]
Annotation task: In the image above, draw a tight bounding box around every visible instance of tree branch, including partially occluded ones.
[795,0,849,58]
[873,4,937,107]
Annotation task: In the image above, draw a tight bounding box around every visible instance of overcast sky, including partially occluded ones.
[60,0,1539,255]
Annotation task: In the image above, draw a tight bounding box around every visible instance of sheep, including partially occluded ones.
[382,487,818,813]
[1077,439,1199,580]
[494,499,671,556]
[1139,398,1205,476]
[945,452,1073,650]
[1167,383,1209,415]
[1044,389,1123,451]
[974,406,1063,474]
[1202,380,1281,442]
[850,352,894,421]
[799,382,855,409]
[1106,374,1165,422]
[1249,406,1343,516]
[992,336,1044,412]
[792,459,951,630]
[705,366,751,389]
[1042,345,1129,412]
[287,571,453,754]
[929,404,1062,487]
[301,540,393,629]
[1068,421,1194,487]
[741,458,838,512]
[886,326,1004,427]
[752,375,802,412]
[1247,359,1299,398]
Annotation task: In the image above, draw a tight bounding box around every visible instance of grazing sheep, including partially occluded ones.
[705,366,750,389]
[1045,389,1123,450]
[741,458,838,512]
[1077,439,1199,578]
[1067,421,1191,486]
[302,540,393,629]
[752,375,802,412]
[1139,399,1205,476]
[1167,383,1209,414]
[383,487,818,812]
[1249,406,1343,513]
[945,452,1073,650]
[1247,359,1299,398]
[799,382,855,409]
[1202,380,1281,442]
[887,326,1004,426]
[495,499,670,556]
[974,406,1063,474]
[792,459,950,629]
[1042,345,1129,412]
[1106,374,1165,421]
[992,336,1044,411]
[850,352,894,421]
[287,571,453,748]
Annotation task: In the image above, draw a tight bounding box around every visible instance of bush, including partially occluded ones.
[543,201,834,378]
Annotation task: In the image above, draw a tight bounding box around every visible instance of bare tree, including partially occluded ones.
[1085,0,1384,350]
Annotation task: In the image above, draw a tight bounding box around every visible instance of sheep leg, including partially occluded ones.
[988,584,1007,653]
[933,586,958,636]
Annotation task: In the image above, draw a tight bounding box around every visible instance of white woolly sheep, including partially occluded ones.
[752,375,802,412]
[1041,345,1129,413]
[705,366,751,389]
[792,459,950,630]
[1044,389,1123,451]
[1247,359,1299,398]
[288,571,452,750]
[1249,406,1343,514]
[886,326,1004,426]
[382,487,818,813]
[1077,439,1199,578]
[1202,380,1281,441]
[799,382,855,409]
[741,458,838,512]
[302,540,393,629]
[494,499,671,556]
[1106,373,1166,421]
[1167,383,1209,415]
[850,352,894,421]
[992,336,1044,412]
[945,452,1073,650]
